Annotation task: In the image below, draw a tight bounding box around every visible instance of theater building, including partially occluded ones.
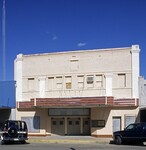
[15,45,140,137]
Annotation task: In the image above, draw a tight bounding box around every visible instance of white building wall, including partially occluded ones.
[131,45,140,98]
[91,107,139,136]
[14,45,140,101]
[105,73,113,96]
[139,77,146,107]
[15,45,141,136]
[38,77,46,98]
[14,54,23,102]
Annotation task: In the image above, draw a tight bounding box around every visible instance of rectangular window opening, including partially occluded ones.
[118,74,126,87]
[95,75,103,88]
[78,75,84,89]
[87,75,94,88]
[70,59,79,71]
[28,78,35,91]
[56,76,63,89]
[65,76,72,89]
[48,77,54,90]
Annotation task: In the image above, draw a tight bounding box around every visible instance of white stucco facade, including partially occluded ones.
[14,45,140,137]
[131,45,140,98]
[14,54,23,102]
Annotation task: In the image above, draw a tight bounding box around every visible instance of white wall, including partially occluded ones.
[14,54,23,102]
[131,45,140,98]
[139,77,146,107]
[15,46,140,101]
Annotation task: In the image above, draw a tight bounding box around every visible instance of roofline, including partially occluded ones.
[18,45,136,57]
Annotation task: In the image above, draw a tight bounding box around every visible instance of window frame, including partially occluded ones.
[65,76,72,89]
[28,78,35,91]
[86,75,94,88]
[118,73,126,88]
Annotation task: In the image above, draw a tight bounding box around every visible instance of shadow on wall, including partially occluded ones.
[91,107,140,135]
[0,109,11,129]
[19,108,48,135]
[91,107,111,135]
[140,109,146,122]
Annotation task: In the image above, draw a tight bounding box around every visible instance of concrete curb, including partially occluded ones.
[28,136,112,144]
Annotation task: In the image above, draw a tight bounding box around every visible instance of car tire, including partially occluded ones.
[136,141,144,146]
[1,140,5,145]
[115,136,122,145]
[21,140,26,144]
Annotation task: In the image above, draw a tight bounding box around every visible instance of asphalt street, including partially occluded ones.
[0,142,146,150]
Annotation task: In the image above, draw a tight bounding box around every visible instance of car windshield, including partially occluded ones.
[125,124,136,130]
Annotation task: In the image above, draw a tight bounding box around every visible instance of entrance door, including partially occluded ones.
[113,117,121,133]
[83,118,90,135]
[67,118,80,135]
[51,118,65,135]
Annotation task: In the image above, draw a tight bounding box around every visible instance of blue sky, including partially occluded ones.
[0,0,146,80]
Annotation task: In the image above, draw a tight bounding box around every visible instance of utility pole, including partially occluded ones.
[2,0,6,81]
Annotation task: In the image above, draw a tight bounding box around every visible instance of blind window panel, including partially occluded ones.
[118,74,126,87]
[70,60,79,71]
[56,83,62,89]
[78,75,84,88]
[65,76,72,82]
[56,76,63,89]
[56,76,62,83]
[78,82,84,88]
[78,75,84,82]
[95,75,103,87]
[48,77,54,90]
[96,75,102,81]
[28,78,34,91]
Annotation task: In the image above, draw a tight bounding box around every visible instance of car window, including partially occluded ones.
[136,124,143,131]
[125,124,136,131]
[4,121,27,131]
[143,124,146,130]
[0,123,4,130]
[20,121,27,131]
[6,121,18,129]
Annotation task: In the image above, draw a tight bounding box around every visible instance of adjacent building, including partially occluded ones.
[15,45,140,137]
[0,81,16,126]
[139,77,146,122]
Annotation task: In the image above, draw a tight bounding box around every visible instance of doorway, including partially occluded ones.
[51,118,65,135]
[113,117,121,133]
[83,118,90,135]
[67,118,80,135]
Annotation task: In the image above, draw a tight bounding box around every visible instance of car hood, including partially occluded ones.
[114,130,125,134]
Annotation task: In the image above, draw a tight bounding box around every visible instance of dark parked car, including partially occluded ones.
[0,120,28,145]
[113,122,146,145]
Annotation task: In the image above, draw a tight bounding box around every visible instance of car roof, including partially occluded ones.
[5,120,27,124]
[5,120,26,122]
[129,122,146,126]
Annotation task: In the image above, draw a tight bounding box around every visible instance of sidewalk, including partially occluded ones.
[28,135,112,144]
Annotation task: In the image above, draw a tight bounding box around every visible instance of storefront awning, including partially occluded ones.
[17,97,139,109]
